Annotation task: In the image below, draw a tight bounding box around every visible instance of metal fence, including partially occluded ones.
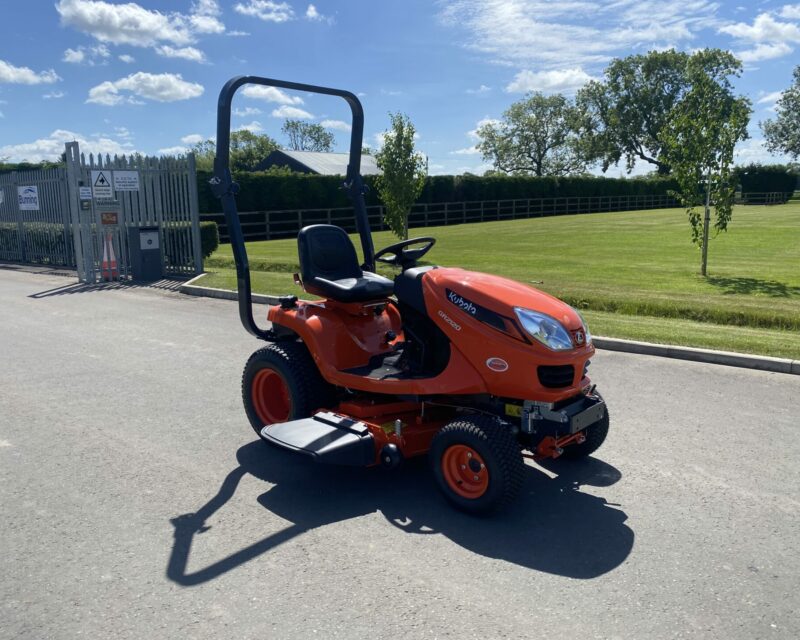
[0,167,74,265]
[734,191,794,205]
[0,142,201,283]
[203,193,681,243]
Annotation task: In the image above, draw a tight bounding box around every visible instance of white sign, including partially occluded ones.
[79,186,93,200]
[18,185,40,211]
[114,171,139,191]
[92,170,113,199]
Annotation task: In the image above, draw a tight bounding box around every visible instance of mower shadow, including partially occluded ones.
[167,441,633,586]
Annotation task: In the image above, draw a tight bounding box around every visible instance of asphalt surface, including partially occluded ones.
[1,267,799,640]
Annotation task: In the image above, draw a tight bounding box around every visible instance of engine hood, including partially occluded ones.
[424,267,583,332]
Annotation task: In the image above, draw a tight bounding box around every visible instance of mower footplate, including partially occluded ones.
[260,411,375,466]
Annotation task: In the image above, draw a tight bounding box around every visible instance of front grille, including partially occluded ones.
[538,365,575,388]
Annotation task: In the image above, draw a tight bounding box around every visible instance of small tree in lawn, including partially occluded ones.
[662,50,751,276]
[375,113,427,240]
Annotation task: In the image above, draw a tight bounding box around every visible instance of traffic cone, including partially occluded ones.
[101,233,119,280]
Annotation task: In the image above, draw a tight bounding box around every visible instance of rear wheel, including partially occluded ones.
[430,414,525,514]
[242,341,334,437]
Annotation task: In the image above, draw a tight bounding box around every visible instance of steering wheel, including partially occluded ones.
[374,237,436,269]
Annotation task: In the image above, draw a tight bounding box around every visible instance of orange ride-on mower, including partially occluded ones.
[211,76,609,514]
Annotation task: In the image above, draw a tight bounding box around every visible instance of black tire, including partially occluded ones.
[241,340,335,437]
[559,403,610,460]
[430,414,525,514]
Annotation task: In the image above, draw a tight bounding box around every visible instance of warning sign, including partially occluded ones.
[113,171,139,191]
[92,171,113,199]
[101,212,119,225]
[79,186,92,200]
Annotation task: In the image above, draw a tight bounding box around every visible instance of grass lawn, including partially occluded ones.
[199,203,800,359]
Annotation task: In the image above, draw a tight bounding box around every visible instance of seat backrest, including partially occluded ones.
[298,225,362,283]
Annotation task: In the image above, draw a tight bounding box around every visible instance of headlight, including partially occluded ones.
[514,307,573,350]
[573,308,593,346]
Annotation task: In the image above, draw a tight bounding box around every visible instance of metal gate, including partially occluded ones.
[0,167,74,266]
[0,142,201,283]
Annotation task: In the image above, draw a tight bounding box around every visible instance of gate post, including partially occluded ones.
[187,153,203,274]
[10,172,26,262]
[65,142,91,283]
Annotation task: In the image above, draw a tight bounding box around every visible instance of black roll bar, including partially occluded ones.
[210,76,375,340]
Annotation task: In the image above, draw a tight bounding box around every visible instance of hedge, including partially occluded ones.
[197,171,679,213]
[199,221,219,258]
[735,164,798,198]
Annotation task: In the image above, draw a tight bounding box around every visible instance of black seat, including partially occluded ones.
[297,225,394,303]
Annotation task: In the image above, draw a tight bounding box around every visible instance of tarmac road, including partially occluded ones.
[1,267,799,640]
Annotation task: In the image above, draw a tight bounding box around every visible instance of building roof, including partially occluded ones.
[258,149,381,176]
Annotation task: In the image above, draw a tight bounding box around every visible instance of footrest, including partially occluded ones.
[260,411,375,466]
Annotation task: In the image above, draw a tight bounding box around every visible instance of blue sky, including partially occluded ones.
[0,0,797,175]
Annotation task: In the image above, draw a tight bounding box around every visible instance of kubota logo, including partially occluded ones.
[485,357,509,372]
[447,290,477,315]
[437,310,461,331]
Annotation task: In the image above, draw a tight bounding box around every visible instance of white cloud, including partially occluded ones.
[734,137,792,165]
[87,72,204,106]
[450,146,481,155]
[43,91,66,99]
[227,30,250,37]
[306,4,332,23]
[439,0,719,69]
[56,0,194,47]
[757,90,784,104]
[271,105,314,119]
[158,145,189,156]
[320,119,351,131]
[63,44,111,65]
[466,84,491,94]
[234,106,262,117]
[118,54,135,64]
[181,133,205,144]
[719,13,800,44]
[234,1,295,23]
[0,59,60,85]
[190,1,225,34]
[236,120,264,132]
[779,4,800,20]
[155,45,206,62]
[737,42,794,63]
[242,85,304,104]
[506,67,595,93]
[0,129,136,163]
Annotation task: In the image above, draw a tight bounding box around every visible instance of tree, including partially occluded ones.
[192,131,279,172]
[661,50,751,276]
[578,49,740,175]
[281,119,335,152]
[375,113,427,240]
[762,65,800,160]
[476,92,589,176]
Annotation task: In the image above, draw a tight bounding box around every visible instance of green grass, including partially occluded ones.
[199,203,800,359]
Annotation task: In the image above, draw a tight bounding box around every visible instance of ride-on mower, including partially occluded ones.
[211,76,610,513]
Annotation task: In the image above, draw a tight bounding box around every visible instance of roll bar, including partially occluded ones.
[210,76,375,340]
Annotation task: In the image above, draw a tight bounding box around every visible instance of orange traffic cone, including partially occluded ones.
[101,233,119,280]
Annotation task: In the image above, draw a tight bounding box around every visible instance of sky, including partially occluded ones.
[0,0,797,176]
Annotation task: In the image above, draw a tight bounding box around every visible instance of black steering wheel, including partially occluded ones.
[374,237,436,269]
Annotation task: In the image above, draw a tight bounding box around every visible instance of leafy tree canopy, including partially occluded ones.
[281,119,335,152]
[476,92,590,177]
[762,65,800,160]
[192,130,279,172]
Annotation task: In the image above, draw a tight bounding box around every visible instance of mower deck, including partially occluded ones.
[260,411,375,466]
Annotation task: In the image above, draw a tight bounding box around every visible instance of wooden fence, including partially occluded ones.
[203,193,680,243]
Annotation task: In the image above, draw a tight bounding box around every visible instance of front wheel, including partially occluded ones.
[430,415,525,514]
[559,403,610,460]
[241,341,334,437]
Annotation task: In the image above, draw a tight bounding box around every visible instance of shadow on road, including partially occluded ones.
[167,441,633,586]
[28,279,186,298]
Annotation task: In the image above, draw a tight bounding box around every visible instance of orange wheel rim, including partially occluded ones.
[441,444,489,499]
[252,368,291,425]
